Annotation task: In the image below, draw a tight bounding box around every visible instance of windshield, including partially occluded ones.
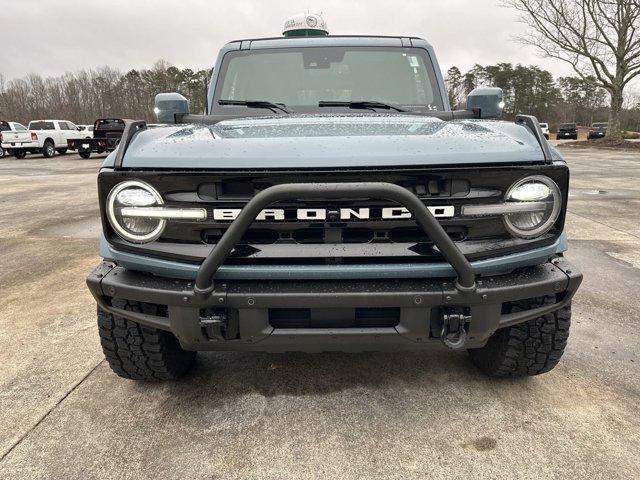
[212,46,444,114]
[592,123,608,128]
[29,121,55,130]
[559,123,576,129]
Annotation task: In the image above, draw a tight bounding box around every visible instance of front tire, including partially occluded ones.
[42,141,55,158]
[468,297,571,377]
[98,305,196,381]
[0,146,4,158]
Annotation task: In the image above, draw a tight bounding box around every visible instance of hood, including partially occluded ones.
[116,114,551,169]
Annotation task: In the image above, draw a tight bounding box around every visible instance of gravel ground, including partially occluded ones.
[0,150,638,479]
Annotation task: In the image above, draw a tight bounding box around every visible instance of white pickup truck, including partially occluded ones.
[0,121,29,158]
[1,120,85,158]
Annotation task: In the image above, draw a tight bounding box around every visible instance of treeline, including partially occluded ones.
[446,63,640,131]
[1,60,639,131]
[0,61,210,124]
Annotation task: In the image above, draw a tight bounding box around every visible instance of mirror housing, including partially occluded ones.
[154,92,190,123]
[466,87,504,119]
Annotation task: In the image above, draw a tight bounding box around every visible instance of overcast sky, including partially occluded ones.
[1,0,576,81]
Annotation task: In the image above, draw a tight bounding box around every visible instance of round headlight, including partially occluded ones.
[107,180,165,243]
[504,176,561,238]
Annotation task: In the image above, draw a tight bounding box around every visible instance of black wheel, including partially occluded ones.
[14,149,27,159]
[56,148,67,154]
[42,141,55,158]
[0,146,4,158]
[98,304,196,381]
[79,151,91,159]
[468,296,571,377]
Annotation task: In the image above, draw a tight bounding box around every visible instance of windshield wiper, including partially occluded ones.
[218,99,290,114]
[318,100,408,112]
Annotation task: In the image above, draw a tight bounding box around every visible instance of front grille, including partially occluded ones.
[99,164,569,265]
[200,225,467,245]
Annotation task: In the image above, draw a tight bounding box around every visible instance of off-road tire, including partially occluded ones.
[468,296,571,377]
[14,150,26,159]
[0,146,4,158]
[42,141,55,158]
[97,305,196,381]
[79,151,91,159]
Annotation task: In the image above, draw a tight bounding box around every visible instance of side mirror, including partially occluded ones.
[77,126,83,131]
[154,92,190,123]
[466,87,504,119]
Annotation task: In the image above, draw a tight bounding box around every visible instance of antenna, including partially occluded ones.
[282,13,329,37]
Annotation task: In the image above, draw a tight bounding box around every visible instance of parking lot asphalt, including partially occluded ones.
[0,149,638,479]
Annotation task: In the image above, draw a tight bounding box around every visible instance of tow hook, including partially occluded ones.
[200,312,228,341]
[441,311,471,349]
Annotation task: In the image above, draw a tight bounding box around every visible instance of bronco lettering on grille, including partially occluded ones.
[212,206,454,221]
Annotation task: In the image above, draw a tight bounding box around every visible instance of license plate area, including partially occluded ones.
[268,307,401,328]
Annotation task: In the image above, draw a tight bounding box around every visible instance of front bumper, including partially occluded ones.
[68,138,113,152]
[87,257,581,352]
[88,181,581,351]
[1,140,38,149]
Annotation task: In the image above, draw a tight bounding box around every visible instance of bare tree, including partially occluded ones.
[503,0,640,138]
[0,63,210,125]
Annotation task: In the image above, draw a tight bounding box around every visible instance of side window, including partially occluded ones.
[57,121,68,130]
[14,123,27,131]
[67,122,77,130]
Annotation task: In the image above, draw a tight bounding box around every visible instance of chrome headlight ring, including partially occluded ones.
[106,180,166,243]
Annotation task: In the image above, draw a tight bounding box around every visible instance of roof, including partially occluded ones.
[223,35,432,50]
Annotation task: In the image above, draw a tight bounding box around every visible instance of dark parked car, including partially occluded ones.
[556,123,578,140]
[588,122,608,139]
[67,118,127,159]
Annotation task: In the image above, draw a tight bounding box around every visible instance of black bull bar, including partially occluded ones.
[194,182,477,294]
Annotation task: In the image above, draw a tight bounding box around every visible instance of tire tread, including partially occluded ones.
[468,296,571,377]
[97,303,195,381]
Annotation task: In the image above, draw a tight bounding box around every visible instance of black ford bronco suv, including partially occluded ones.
[87,23,582,381]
